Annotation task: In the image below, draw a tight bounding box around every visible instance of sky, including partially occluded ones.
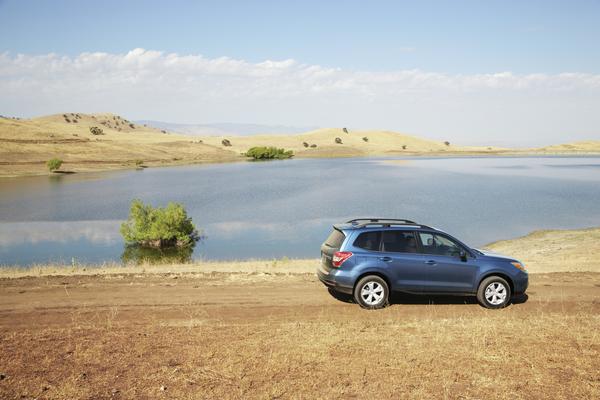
[0,0,599,146]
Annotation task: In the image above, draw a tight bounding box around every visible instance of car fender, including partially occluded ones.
[475,268,517,290]
[351,259,393,289]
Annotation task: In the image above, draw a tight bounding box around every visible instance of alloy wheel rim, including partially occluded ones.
[361,281,384,305]
[485,282,507,305]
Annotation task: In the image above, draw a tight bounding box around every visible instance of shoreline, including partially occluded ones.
[2,226,599,278]
[2,150,599,179]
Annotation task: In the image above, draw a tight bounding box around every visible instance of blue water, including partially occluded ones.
[1,156,600,266]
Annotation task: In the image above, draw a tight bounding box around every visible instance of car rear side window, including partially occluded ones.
[325,229,346,249]
[353,231,382,251]
[381,231,418,253]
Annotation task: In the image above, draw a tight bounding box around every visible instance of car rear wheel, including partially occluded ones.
[477,276,511,309]
[354,275,389,309]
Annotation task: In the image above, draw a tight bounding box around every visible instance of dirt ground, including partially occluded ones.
[0,271,598,399]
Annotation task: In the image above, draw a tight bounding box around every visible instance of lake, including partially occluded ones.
[1,156,600,267]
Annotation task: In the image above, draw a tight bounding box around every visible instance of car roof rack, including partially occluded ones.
[347,218,416,224]
[345,218,434,230]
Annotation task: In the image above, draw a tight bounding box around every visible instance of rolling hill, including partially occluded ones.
[0,113,237,177]
[1,112,598,177]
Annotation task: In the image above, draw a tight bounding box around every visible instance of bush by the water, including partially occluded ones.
[46,158,63,172]
[245,146,294,160]
[120,200,199,248]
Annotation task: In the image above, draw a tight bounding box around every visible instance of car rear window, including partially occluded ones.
[381,231,418,253]
[325,229,346,248]
[353,231,382,251]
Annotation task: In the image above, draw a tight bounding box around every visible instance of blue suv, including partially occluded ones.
[317,219,528,309]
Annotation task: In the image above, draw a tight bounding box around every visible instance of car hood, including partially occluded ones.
[474,248,516,261]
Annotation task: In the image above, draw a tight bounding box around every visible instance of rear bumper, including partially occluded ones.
[317,266,353,294]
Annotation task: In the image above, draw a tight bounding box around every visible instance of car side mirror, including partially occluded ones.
[459,250,468,262]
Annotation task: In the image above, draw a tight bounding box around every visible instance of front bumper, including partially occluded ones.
[513,272,529,295]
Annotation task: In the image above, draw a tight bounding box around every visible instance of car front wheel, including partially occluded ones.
[477,276,511,309]
[354,275,389,309]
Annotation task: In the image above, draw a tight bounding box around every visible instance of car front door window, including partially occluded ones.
[419,233,463,257]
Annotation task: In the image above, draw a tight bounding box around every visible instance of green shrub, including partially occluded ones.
[120,200,199,248]
[444,141,450,146]
[135,159,144,167]
[46,158,63,172]
[222,139,232,146]
[335,137,343,144]
[362,136,369,142]
[121,243,194,265]
[245,146,294,160]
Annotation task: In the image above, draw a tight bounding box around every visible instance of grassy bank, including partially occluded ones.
[484,226,600,273]
[2,227,599,278]
[1,230,598,399]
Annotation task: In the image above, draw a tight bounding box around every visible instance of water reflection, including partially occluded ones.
[0,221,120,246]
[2,156,600,267]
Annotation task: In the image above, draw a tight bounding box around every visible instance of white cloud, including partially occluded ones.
[0,48,599,145]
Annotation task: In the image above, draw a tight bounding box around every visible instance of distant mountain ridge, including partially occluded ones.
[135,120,319,136]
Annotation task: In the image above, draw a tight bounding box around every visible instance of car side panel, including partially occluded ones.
[419,254,479,293]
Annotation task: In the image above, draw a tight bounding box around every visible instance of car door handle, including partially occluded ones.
[424,260,437,266]
[379,257,392,262]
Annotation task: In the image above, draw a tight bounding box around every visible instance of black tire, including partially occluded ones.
[354,275,389,309]
[477,276,511,309]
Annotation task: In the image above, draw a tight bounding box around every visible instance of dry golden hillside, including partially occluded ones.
[535,140,600,153]
[197,127,503,157]
[1,113,599,177]
[485,227,600,273]
[0,113,238,177]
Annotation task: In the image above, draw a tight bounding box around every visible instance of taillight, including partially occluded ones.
[332,251,353,267]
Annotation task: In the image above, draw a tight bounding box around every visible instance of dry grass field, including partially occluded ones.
[194,127,503,158]
[4,113,598,177]
[0,113,238,177]
[485,227,600,273]
[0,227,599,399]
[535,140,600,154]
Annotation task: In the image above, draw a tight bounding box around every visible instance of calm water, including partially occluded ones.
[1,156,600,266]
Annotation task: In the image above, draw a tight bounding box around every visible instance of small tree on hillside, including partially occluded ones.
[444,141,450,146]
[47,158,63,172]
[335,137,343,144]
[89,126,104,135]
